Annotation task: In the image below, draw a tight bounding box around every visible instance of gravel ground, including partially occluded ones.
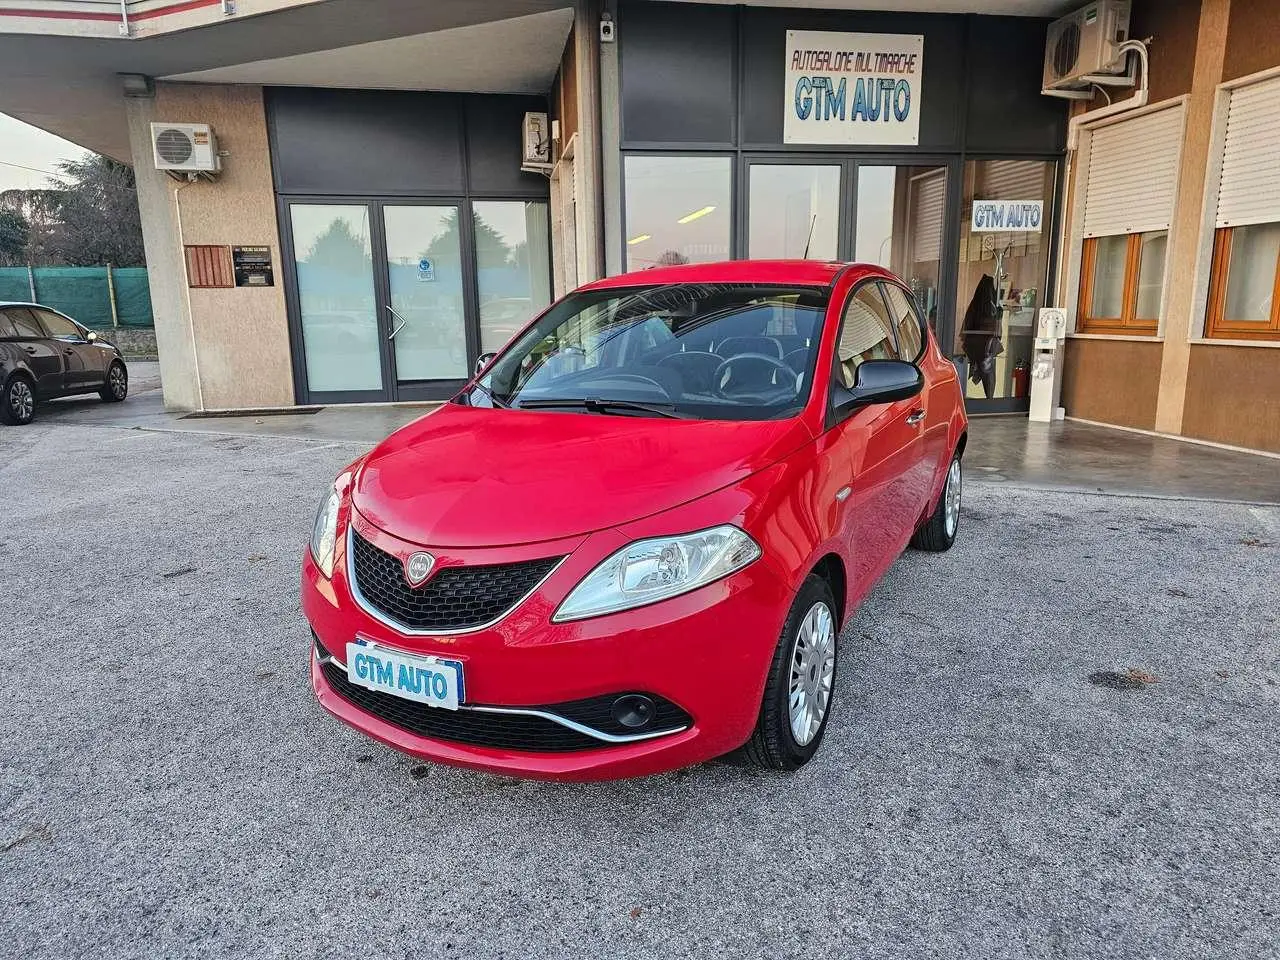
[1,422,1278,960]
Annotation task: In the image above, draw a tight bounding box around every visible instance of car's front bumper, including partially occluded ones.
[302,514,793,781]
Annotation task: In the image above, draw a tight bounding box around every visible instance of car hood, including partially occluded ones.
[351,403,814,548]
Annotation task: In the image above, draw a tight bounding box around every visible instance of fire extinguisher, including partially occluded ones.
[1012,360,1030,399]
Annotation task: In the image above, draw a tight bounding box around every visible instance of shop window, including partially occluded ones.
[473,200,552,353]
[1205,223,1280,340]
[747,164,840,260]
[624,155,732,270]
[954,159,1056,402]
[1076,231,1166,335]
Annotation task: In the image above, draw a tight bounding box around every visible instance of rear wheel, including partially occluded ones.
[100,361,128,402]
[1,376,36,425]
[911,454,962,551]
[739,575,839,771]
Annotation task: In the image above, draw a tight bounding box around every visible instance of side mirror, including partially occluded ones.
[833,359,923,417]
[474,352,497,377]
[86,331,98,342]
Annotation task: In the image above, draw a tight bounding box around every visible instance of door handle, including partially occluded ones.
[906,409,926,425]
[63,348,74,355]
[23,346,37,354]
[386,305,408,340]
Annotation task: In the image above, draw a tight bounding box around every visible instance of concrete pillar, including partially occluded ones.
[598,0,623,276]
[1153,0,1231,435]
[573,0,604,283]
[125,94,204,411]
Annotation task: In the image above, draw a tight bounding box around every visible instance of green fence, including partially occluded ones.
[0,266,154,329]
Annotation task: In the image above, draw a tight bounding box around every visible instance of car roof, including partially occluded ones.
[578,260,891,292]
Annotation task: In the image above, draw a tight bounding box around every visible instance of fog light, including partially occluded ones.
[611,695,656,730]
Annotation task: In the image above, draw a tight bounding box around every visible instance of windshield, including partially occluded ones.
[464,283,830,421]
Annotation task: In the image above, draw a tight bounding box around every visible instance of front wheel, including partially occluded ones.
[738,575,839,771]
[1,376,36,425]
[911,454,962,552]
[100,361,128,403]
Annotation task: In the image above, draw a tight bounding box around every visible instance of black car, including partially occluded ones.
[0,302,129,425]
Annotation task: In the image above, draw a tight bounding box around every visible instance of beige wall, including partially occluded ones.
[1061,0,1280,456]
[130,83,293,411]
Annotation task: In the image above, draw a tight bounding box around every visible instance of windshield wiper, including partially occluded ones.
[515,397,690,419]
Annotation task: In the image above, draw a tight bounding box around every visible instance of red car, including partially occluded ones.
[303,261,967,781]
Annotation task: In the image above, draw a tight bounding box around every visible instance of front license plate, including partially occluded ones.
[344,639,464,710]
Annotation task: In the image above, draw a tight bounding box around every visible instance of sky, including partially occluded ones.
[0,113,90,192]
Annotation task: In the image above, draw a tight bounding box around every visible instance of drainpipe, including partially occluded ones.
[1056,39,1150,305]
[118,0,131,36]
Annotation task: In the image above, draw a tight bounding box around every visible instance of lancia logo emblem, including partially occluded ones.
[404,552,435,587]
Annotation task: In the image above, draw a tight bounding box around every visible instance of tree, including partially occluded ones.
[0,209,28,266]
[42,156,145,267]
[0,189,62,264]
[304,216,368,272]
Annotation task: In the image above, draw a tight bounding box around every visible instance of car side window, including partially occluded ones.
[5,307,45,339]
[0,311,18,339]
[833,283,899,389]
[35,309,82,341]
[880,283,925,361]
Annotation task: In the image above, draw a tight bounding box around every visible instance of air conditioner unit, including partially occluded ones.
[1043,0,1131,91]
[150,122,221,173]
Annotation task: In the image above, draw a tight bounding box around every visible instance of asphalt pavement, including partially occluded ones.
[1,418,1278,960]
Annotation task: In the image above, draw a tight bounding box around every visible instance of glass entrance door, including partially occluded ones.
[383,204,469,388]
[284,198,551,404]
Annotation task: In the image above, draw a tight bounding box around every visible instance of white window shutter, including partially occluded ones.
[910,171,945,263]
[1216,75,1280,228]
[1082,105,1184,238]
[981,160,1047,202]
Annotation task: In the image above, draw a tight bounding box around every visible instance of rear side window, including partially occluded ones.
[881,283,925,361]
[0,312,17,339]
[834,284,899,388]
[35,309,81,340]
[5,307,45,339]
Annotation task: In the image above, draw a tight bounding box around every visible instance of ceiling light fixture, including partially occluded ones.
[627,234,652,245]
[677,206,716,225]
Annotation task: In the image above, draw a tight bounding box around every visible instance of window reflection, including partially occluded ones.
[384,205,467,381]
[291,204,382,393]
[624,156,732,270]
[748,165,840,260]
[474,201,552,354]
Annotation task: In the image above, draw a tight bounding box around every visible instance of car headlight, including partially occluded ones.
[309,486,342,578]
[552,524,761,622]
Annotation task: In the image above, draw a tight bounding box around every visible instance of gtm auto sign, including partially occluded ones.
[971,200,1044,233]
[784,30,924,146]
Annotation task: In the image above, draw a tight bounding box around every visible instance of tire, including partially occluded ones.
[100,361,128,403]
[739,575,839,771]
[911,453,962,552]
[0,375,37,426]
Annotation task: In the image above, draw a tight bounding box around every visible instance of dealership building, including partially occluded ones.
[1,0,1276,454]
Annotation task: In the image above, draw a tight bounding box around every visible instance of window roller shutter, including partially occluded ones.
[911,172,945,263]
[1082,105,1183,238]
[1216,75,1280,228]
[981,160,1045,202]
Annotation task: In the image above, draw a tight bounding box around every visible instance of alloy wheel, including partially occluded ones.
[110,366,127,399]
[944,458,962,538]
[788,600,836,746]
[10,381,33,421]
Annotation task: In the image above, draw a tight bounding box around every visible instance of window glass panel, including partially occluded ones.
[748,164,840,260]
[1134,231,1167,321]
[474,200,552,354]
[624,156,731,270]
[1223,222,1280,323]
[5,307,43,338]
[835,284,899,388]
[35,309,80,339]
[0,312,18,338]
[290,203,383,393]
[882,283,925,360]
[383,205,467,381]
[1088,234,1129,320]
[954,159,1054,400]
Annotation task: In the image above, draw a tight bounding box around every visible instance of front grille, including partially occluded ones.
[350,530,561,631]
[315,638,692,753]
